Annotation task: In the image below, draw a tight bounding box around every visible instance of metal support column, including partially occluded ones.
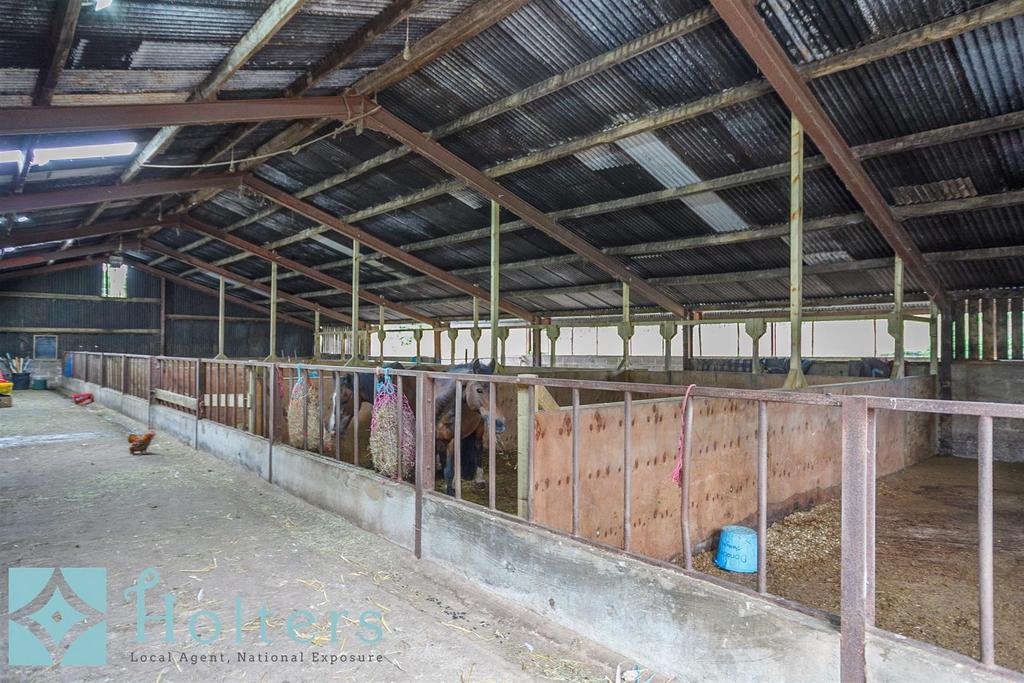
[746,318,767,374]
[377,305,386,364]
[618,283,634,370]
[659,321,677,373]
[784,114,808,389]
[214,275,227,359]
[312,306,321,361]
[351,240,361,362]
[929,302,939,376]
[490,199,500,364]
[890,256,905,379]
[470,298,481,360]
[264,262,278,362]
[531,326,542,367]
[546,324,560,368]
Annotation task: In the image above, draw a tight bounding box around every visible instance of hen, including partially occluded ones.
[128,431,156,455]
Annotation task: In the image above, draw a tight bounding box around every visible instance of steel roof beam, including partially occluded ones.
[190,0,427,173]
[0,216,180,249]
[0,258,97,282]
[228,110,1024,290]
[0,96,373,136]
[710,0,949,307]
[241,175,540,323]
[13,0,83,194]
[0,239,139,270]
[185,0,1024,267]
[404,243,1024,307]
[0,173,244,214]
[126,258,312,329]
[156,0,531,257]
[140,239,357,327]
[179,215,441,327]
[367,106,687,318]
[79,0,308,226]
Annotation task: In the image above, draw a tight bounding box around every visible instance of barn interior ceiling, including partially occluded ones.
[1,0,1022,325]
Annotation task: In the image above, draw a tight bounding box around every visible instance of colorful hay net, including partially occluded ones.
[369,367,415,480]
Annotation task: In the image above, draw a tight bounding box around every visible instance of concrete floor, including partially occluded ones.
[1,391,629,682]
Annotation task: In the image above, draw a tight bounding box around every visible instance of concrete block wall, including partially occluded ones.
[951,361,1024,461]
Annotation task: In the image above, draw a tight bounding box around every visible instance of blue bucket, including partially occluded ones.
[714,525,758,573]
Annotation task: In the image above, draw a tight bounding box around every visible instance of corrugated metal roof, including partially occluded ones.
[3,0,1024,320]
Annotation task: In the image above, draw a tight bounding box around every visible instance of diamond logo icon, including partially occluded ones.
[8,568,107,666]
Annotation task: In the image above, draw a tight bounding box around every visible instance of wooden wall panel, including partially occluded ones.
[532,376,936,562]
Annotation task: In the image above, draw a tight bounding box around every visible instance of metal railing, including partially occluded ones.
[65,351,1021,680]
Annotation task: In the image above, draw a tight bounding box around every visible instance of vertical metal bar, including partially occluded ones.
[352,370,360,466]
[265,262,278,361]
[215,275,227,359]
[454,381,463,499]
[784,112,807,389]
[1013,298,1023,360]
[318,371,325,457]
[891,256,905,379]
[978,414,995,666]
[395,375,404,481]
[267,364,276,483]
[527,384,536,522]
[757,400,768,594]
[682,398,694,571]
[996,298,1009,360]
[302,368,309,451]
[571,388,580,537]
[490,200,500,364]
[623,391,632,551]
[351,240,361,362]
[841,396,869,683]
[193,359,202,448]
[866,408,877,626]
[333,372,341,461]
[488,381,496,510]
[414,375,435,559]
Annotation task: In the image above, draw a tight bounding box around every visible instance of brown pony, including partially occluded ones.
[436,379,506,495]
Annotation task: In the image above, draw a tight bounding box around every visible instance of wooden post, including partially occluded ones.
[969,298,981,360]
[531,326,542,367]
[516,375,537,519]
[490,200,500,364]
[264,262,278,361]
[681,310,692,371]
[889,256,905,379]
[214,275,227,359]
[784,113,808,389]
[351,240,361,362]
[1013,298,1023,360]
[433,328,442,364]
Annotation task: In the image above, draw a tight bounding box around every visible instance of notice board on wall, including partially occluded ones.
[33,335,58,359]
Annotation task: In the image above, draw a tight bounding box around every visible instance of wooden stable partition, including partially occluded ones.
[531,375,936,561]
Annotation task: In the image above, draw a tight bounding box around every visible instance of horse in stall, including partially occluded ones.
[327,360,505,494]
[433,362,507,495]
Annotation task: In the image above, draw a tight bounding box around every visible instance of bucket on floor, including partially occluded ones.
[10,373,31,391]
[0,381,11,396]
[714,525,758,573]
[30,378,47,390]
